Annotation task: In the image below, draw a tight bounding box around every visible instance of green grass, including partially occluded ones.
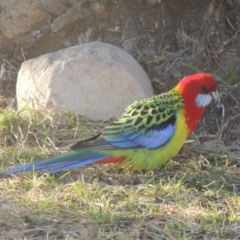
[0,108,240,239]
[221,58,240,85]
[181,60,240,85]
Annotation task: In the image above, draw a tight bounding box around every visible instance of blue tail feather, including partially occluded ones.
[0,150,109,176]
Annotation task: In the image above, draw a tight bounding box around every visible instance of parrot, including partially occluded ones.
[0,73,218,176]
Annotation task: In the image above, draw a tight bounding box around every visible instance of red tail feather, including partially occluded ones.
[96,156,125,164]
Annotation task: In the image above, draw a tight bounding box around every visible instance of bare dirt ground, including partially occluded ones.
[0,0,240,140]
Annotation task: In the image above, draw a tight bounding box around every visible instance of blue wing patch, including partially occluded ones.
[103,114,177,149]
[106,124,175,149]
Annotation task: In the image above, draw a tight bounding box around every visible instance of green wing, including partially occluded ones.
[103,89,184,149]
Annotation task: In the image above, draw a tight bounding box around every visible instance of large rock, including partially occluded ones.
[17,42,154,120]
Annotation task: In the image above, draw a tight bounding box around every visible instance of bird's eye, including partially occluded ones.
[200,85,208,92]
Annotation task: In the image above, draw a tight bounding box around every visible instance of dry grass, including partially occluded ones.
[0,58,20,99]
[0,108,239,239]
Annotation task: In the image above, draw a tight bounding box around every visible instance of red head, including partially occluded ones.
[176,73,218,134]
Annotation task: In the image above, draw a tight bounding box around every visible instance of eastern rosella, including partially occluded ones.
[0,73,218,176]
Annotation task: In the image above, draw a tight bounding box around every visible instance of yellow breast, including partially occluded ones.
[119,110,189,170]
[98,110,189,170]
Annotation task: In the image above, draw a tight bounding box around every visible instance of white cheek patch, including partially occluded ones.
[195,93,212,108]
